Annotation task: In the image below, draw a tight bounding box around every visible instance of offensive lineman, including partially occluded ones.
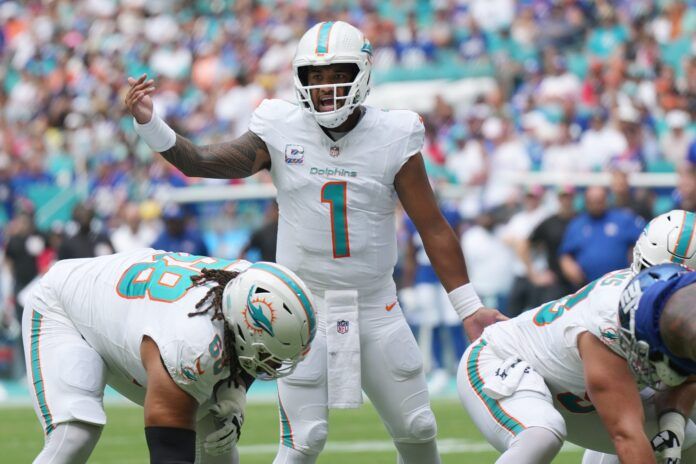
[581,209,696,463]
[125,21,504,463]
[23,249,316,464]
[457,211,696,464]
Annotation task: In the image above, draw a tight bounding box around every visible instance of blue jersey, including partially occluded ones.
[560,209,644,281]
[405,207,460,284]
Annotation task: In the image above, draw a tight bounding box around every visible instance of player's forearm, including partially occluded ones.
[422,224,470,292]
[160,134,266,179]
[613,433,656,464]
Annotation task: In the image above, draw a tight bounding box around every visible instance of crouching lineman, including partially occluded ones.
[581,208,696,463]
[458,262,696,463]
[22,249,316,464]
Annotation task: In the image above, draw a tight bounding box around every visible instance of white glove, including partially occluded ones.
[651,412,686,464]
[203,381,248,456]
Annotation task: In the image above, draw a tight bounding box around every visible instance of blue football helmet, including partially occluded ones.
[618,263,692,388]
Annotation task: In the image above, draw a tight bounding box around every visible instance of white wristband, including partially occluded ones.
[133,110,176,152]
[448,283,483,320]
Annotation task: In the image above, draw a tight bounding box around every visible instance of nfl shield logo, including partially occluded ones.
[329,146,340,157]
[337,320,349,334]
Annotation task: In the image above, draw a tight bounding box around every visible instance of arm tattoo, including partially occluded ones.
[160,131,270,179]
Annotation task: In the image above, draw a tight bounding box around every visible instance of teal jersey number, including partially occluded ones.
[533,280,599,326]
[556,392,595,414]
[321,181,350,258]
[117,253,235,303]
[533,270,632,326]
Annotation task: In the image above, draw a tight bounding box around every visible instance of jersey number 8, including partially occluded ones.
[116,253,235,303]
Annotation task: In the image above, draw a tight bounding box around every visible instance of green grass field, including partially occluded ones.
[0,399,582,463]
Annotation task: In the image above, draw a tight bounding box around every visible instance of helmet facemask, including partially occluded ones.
[617,271,690,389]
[631,246,652,274]
[236,343,304,380]
[292,21,373,129]
[294,63,369,129]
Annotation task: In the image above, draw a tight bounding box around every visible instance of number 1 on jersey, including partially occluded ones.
[321,181,350,258]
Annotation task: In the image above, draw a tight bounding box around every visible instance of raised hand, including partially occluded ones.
[125,74,156,124]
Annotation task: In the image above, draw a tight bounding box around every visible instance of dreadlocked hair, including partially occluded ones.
[189,268,243,383]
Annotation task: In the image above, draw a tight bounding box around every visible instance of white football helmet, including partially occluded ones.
[293,21,373,128]
[632,210,696,273]
[222,262,316,379]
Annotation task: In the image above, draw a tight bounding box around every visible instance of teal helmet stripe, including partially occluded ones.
[674,211,695,259]
[251,263,316,336]
[315,21,334,54]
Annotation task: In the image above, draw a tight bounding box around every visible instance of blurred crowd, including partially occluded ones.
[1,0,696,384]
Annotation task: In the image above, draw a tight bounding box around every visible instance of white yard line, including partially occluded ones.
[236,438,584,455]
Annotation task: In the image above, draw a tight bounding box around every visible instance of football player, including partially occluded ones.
[125,20,505,463]
[457,261,696,463]
[581,209,696,464]
[23,249,316,464]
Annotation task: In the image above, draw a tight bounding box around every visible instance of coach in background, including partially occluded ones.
[559,186,644,290]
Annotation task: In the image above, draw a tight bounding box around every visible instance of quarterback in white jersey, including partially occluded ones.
[457,264,696,464]
[22,249,316,464]
[126,19,505,464]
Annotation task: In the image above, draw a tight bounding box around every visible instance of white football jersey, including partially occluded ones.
[249,99,424,292]
[43,248,250,404]
[482,269,634,399]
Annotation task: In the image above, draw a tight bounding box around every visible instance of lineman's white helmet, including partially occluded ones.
[222,262,317,379]
[293,21,373,128]
[632,210,696,273]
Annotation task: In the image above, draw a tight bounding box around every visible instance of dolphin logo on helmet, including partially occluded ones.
[246,284,275,336]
